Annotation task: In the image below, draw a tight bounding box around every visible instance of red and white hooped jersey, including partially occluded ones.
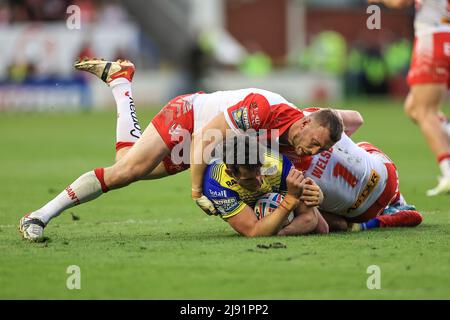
[190,88,302,135]
[415,0,450,36]
[302,134,391,218]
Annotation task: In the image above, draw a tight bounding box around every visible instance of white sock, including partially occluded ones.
[397,194,407,206]
[438,116,450,178]
[29,171,104,224]
[110,79,142,146]
[439,157,450,178]
[390,194,407,207]
[442,118,450,139]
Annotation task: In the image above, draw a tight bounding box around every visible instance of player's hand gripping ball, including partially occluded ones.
[254,193,294,226]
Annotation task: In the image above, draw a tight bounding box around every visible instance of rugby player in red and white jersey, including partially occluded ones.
[199,124,421,236]
[369,0,450,195]
[279,108,422,234]
[19,58,362,241]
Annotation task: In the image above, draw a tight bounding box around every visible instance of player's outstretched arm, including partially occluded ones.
[335,109,364,136]
[227,168,303,237]
[190,113,231,200]
[368,0,413,9]
[227,203,295,237]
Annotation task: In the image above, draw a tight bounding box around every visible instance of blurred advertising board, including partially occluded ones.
[0,23,139,78]
[0,78,91,111]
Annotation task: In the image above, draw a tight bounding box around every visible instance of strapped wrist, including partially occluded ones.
[191,188,203,199]
[280,194,300,212]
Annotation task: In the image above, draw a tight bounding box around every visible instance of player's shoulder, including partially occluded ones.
[263,150,283,164]
[333,132,356,149]
[261,151,290,176]
[268,100,306,118]
[243,88,296,107]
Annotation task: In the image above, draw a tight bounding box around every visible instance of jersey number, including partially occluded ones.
[333,162,358,188]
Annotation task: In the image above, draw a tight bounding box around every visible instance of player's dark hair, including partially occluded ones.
[222,135,263,174]
[310,108,344,144]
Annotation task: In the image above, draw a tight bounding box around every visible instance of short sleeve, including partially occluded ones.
[224,93,271,134]
[279,154,293,193]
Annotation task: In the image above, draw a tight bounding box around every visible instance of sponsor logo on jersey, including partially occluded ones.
[231,107,251,131]
[65,186,80,205]
[242,108,250,129]
[182,98,194,114]
[214,198,236,205]
[225,179,237,187]
[209,189,227,198]
[169,123,183,137]
[249,102,261,127]
[347,169,380,212]
[261,165,278,176]
[128,95,141,139]
[213,197,240,214]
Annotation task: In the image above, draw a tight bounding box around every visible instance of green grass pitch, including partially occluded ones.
[0,98,449,299]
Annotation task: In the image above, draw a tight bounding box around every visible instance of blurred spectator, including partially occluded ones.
[300,31,348,76]
[97,0,128,25]
[0,1,11,25]
[77,41,95,60]
[297,29,411,96]
[361,45,388,94]
[42,0,68,21]
[5,0,102,23]
[384,38,411,77]
[384,38,411,97]
[239,42,272,77]
[346,38,411,96]
[8,0,71,22]
[239,51,272,77]
[346,45,364,95]
[75,41,95,81]
[7,57,36,82]
[72,0,97,24]
[179,33,213,94]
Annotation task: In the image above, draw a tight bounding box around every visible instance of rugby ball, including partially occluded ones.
[254,193,294,226]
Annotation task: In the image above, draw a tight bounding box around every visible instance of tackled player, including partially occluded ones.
[19,58,360,241]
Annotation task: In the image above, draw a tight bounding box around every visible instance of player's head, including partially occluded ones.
[289,108,343,156]
[222,135,264,192]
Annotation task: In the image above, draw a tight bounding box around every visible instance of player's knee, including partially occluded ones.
[404,98,420,121]
[331,219,349,232]
[315,217,330,234]
[303,212,317,227]
[404,94,439,123]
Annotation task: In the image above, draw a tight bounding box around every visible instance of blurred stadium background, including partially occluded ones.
[0,0,414,111]
[4,0,450,300]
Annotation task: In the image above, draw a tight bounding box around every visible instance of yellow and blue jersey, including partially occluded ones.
[203,152,292,219]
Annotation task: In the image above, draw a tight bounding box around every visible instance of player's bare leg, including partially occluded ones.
[404,84,450,196]
[102,123,170,189]
[20,123,170,241]
[19,58,170,241]
[117,150,168,180]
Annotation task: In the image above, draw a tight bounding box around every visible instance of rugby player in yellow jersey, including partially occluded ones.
[202,136,329,237]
